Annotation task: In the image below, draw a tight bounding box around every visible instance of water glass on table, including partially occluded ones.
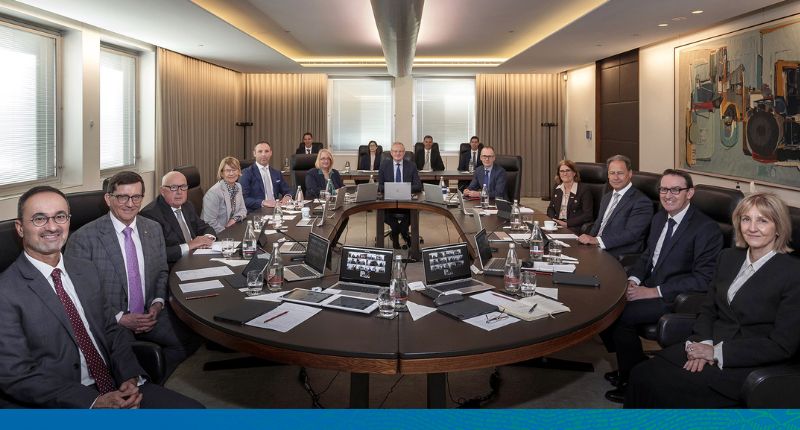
[521,270,537,297]
[377,287,396,319]
[548,241,562,264]
[221,237,235,258]
[246,271,264,297]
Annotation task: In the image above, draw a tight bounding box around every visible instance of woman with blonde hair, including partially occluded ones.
[545,159,593,233]
[626,192,800,408]
[201,156,248,233]
[305,148,344,199]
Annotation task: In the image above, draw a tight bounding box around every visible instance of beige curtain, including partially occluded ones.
[476,74,565,198]
[156,48,244,192]
[245,74,328,171]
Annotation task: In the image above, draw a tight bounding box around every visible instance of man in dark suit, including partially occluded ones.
[457,136,483,191]
[463,146,507,200]
[241,140,292,211]
[140,171,215,264]
[578,155,653,258]
[600,169,723,403]
[0,185,201,408]
[378,141,423,249]
[69,172,201,378]
[358,140,382,170]
[295,132,323,155]
[415,135,445,171]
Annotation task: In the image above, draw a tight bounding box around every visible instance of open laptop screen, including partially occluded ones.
[305,232,329,274]
[339,246,393,286]
[422,243,471,284]
[474,229,493,266]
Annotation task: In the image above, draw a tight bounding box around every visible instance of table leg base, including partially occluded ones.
[427,373,447,408]
[350,373,369,408]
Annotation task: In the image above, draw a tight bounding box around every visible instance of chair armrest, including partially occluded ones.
[132,340,166,385]
[617,253,641,272]
[742,363,800,408]
[674,292,706,314]
[656,313,696,348]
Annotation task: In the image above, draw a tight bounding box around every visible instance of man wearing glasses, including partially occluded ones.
[463,146,507,200]
[67,171,201,379]
[140,171,215,264]
[599,169,722,403]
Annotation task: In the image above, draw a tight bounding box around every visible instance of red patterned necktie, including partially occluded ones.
[51,268,116,394]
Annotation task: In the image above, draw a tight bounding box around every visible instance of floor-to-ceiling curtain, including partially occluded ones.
[476,74,565,198]
[156,48,244,192]
[245,74,327,171]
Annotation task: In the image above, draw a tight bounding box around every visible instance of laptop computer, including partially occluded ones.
[297,196,327,227]
[422,243,494,296]
[423,183,446,205]
[384,182,412,201]
[325,246,394,299]
[222,251,272,288]
[312,186,346,215]
[496,198,512,220]
[284,232,330,282]
[356,182,378,202]
[474,229,505,276]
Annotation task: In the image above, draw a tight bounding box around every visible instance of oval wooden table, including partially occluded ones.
[169,197,627,408]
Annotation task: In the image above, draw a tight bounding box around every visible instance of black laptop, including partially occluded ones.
[474,229,505,276]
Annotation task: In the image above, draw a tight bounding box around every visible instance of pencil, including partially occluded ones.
[263,310,289,323]
[185,293,219,300]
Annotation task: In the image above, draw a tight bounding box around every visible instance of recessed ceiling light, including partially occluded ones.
[595,43,603,47]
[692,10,704,14]
[672,16,687,21]
[658,23,669,27]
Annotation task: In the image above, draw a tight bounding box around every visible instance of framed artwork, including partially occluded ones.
[676,14,800,189]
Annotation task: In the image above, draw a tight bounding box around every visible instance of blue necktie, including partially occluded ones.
[484,169,490,188]
[395,163,401,182]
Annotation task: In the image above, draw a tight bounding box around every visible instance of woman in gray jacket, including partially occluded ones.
[202,156,248,233]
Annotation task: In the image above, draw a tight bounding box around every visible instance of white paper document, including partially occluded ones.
[547,233,579,240]
[211,241,241,252]
[480,209,499,215]
[509,233,531,241]
[520,207,534,214]
[193,248,221,255]
[534,287,559,300]
[245,302,321,333]
[175,266,234,281]
[464,311,519,331]
[179,279,225,294]
[408,281,426,292]
[406,301,436,321]
[210,258,250,267]
[531,262,576,273]
[243,290,288,302]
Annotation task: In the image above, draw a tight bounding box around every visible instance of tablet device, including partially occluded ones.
[280,288,333,305]
[324,296,379,314]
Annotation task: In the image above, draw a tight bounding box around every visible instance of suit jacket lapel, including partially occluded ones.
[137,216,158,304]
[64,258,111,359]
[19,256,78,345]
[97,215,129,297]
[654,207,694,272]
[605,191,633,224]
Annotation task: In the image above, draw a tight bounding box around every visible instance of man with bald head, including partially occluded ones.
[140,170,215,264]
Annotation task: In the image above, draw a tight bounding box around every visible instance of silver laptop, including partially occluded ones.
[356,182,378,202]
[423,183,446,204]
[384,182,412,201]
[279,240,306,254]
[459,190,476,216]
[325,246,394,299]
[474,229,505,275]
[422,243,493,295]
[284,232,330,282]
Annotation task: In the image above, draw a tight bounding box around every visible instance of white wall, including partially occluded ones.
[565,64,596,162]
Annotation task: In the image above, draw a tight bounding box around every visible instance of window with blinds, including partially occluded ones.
[100,46,136,170]
[414,77,476,153]
[329,78,393,152]
[0,21,57,187]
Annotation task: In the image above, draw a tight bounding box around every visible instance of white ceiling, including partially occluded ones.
[8,0,790,74]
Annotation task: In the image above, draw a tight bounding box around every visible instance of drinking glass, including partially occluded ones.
[377,287,396,319]
[548,241,562,265]
[246,271,264,297]
[221,238,235,258]
[521,270,537,297]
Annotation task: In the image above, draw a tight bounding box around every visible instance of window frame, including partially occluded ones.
[327,76,395,155]
[412,76,476,155]
[99,43,139,174]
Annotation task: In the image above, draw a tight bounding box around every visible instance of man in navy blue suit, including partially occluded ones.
[600,169,723,403]
[240,141,291,211]
[578,155,653,258]
[457,136,483,191]
[378,142,422,249]
[464,146,507,200]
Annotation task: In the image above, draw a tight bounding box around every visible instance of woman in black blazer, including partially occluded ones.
[626,192,800,408]
[546,159,593,233]
[305,148,344,199]
[358,140,382,170]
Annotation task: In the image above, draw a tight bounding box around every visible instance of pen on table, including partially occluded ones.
[527,303,537,314]
[185,293,219,300]
[491,292,517,302]
[263,310,289,323]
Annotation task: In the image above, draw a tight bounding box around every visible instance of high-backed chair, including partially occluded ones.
[173,165,204,214]
[290,154,318,194]
[380,151,414,165]
[0,219,22,273]
[357,144,383,170]
[494,155,522,201]
[789,206,800,258]
[631,171,662,214]
[238,158,254,172]
[414,141,440,154]
[574,162,609,232]
[691,184,744,248]
[65,190,109,234]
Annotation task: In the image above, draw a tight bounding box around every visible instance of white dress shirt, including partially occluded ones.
[597,182,633,249]
[108,214,163,320]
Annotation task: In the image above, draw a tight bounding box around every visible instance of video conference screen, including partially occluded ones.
[305,233,330,273]
[340,246,393,285]
[422,243,471,283]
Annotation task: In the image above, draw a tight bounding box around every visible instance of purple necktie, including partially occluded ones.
[51,268,116,394]
[123,227,145,314]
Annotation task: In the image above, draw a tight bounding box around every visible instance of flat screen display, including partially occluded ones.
[422,243,471,284]
[339,246,393,286]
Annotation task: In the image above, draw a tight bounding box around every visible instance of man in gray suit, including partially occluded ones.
[0,185,201,408]
[67,171,200,378]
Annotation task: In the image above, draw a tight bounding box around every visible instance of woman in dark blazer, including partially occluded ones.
[546,159,593,233]
[358,140,382,170]
[305,148,344,199]
[626,192,800,408]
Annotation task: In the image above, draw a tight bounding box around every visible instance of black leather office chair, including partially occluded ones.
[131,341,167,385]
[238,158,254,172]
[656,312,800,408]
[414,141,440,155]
[380,151,414,165]
[692,184,744,248]
[631,171,662,214]
[0,219,22,272]
[290,154,318,195]
[173,165,204,215]
[574,162,609,233]
[494,155,522,201]
[65,190,109,234]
